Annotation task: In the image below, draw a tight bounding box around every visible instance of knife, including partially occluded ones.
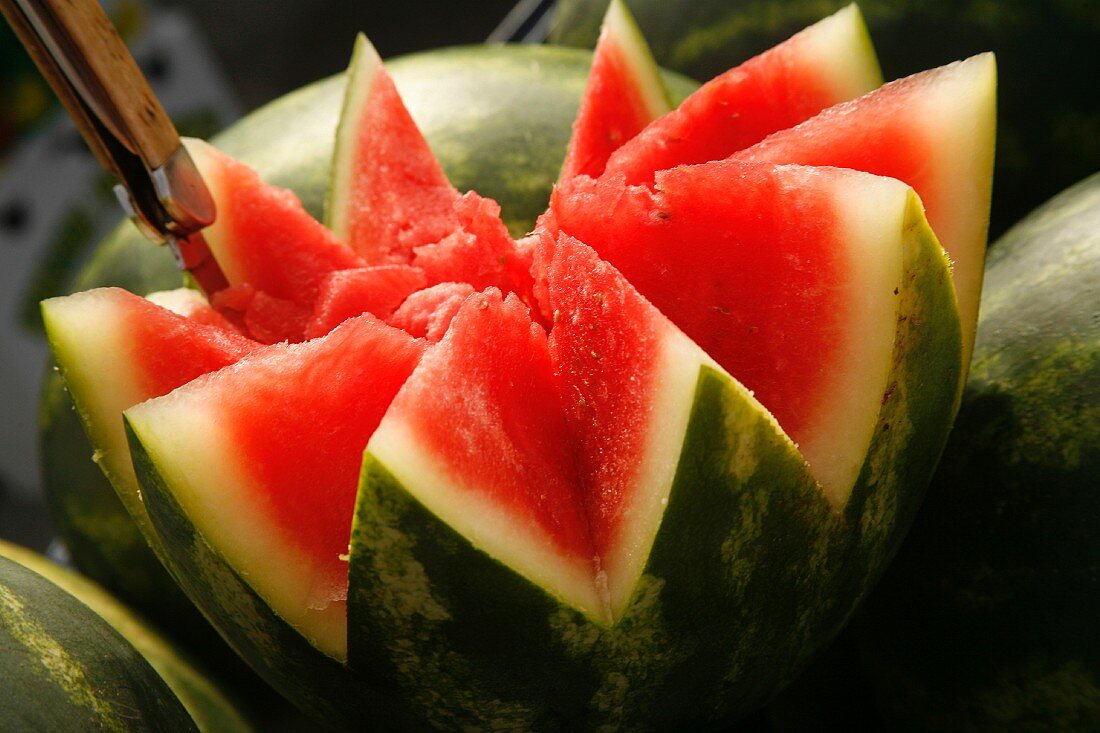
[0,0,228,295]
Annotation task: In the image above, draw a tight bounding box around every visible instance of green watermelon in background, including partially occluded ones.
[0,539,250,731]
[550,0,1100,241]
[39,42,697,639]
[857,172,1100,730]
[769,173,1100,732]
[39,2,997,727]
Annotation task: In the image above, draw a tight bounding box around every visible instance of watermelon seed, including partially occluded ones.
[747,326,758,334]
[713,305,731,315]
[593,293,603,304]
[478,298,489,310]
[893,287,900,295]
[655,211,670,219]
[553,309,561,323]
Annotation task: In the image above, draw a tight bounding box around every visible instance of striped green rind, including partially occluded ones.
[346,196,962,728]
[0,540,252,732]
[125,422,408,730]
[0,552,199,732]
[838,192,964,581]
[846,174,1100,729]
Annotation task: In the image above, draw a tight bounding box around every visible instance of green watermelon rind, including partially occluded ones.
[0,549,199,731]
[342,192,963,728]
[0,540,252,732]
[852,173,1100,729]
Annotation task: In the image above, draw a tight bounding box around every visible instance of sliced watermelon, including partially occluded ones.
[326,34,462,264]
[304,265,428,339]
[347,208,961,727]
[362,258,716,622]
[184,139,363,303]
[364,290,604,615]
[558,0,671,181]
[388,282,476,342]
[145,288,242,333]
[40,288,260,553]
[732,54,997,366]
[124,315,426,659]
[411,192,534,302]
[601,4,882,185]
[549,162,922,505]
[535,233,723,617]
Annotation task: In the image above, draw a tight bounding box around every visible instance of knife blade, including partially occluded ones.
[0,0,228,295]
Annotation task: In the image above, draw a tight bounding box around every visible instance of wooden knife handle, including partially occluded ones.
[0,0,179,169]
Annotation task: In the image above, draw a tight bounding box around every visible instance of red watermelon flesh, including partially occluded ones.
[535,232,723,616]
[304,265,428,339]
[124,314,426,659]
[145,287,243,334]
[388,282,476,342]
[327,34,462,265]
[368,235,727,621]
[548,161,909,504]
[208,284,312,345]
[558,0,670,181]
[732,54,997,366]
[412,192,535,304]
[184,139,363,304]
[601,4,881,186]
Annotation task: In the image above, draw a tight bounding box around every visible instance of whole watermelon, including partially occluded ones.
[40,43,696,643]
[0,539,250,731]
[770,172,1100,731]
[550,0,1100,241]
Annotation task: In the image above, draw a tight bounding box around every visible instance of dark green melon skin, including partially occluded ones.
[39,43,697,646]
[0,553,199,732]
[550,0,1100,241]
[0,540,253,731]
[345,200,963,730]
[855,173,1100,730]
[126,424,415,731]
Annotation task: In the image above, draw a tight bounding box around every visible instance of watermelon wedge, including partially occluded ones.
[732,54,997,366]
[549,161,926,505]
[326,34,462,264]
[185,139,363,302]
[41,288,260,551]
[124,315,425,659]
[558,0,671,181]
[601,3,882,185]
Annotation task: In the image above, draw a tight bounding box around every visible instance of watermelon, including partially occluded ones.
[558,0,672,181]
[0,539,250,731]
[600,3,882,185]
[550,0,1100,240]
[39,43,699,628]
[799,172,1100,731]
[43,15,976,728]
[556,53,994,370]
[41,288,261,565]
